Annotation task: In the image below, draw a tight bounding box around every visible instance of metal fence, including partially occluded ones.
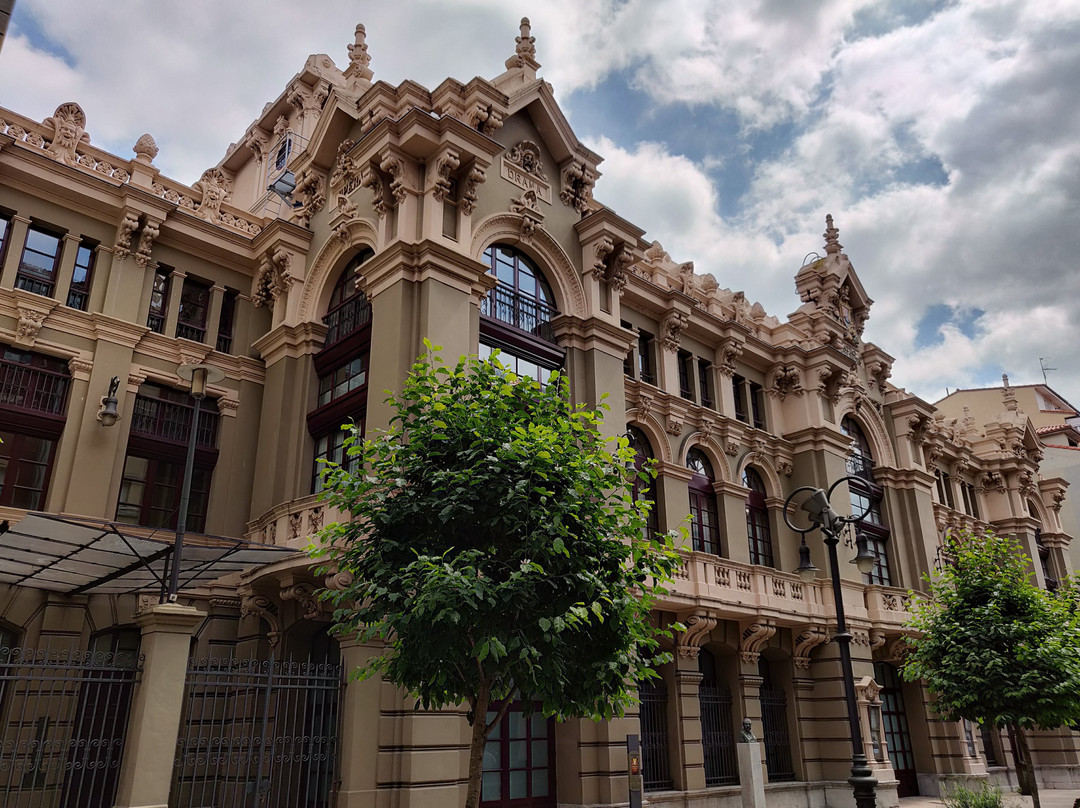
[0,644,142,808]
[699,683,738,786]
[172,655,343,808]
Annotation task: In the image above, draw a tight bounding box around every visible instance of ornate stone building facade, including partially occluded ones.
[0,19,1077,808]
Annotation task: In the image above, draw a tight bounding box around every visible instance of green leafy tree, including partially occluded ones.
[903,528,1080,808]
[312,346,681,808]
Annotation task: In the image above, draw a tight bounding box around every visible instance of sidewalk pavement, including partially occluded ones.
[900,788,1080,808]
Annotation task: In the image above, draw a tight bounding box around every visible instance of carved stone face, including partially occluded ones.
[57,120,79,147]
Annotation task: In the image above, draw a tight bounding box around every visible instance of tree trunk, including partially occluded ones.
[465,682,492,808]
[1010,723,1040,808]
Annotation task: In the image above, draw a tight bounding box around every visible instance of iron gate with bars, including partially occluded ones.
[172,655,343,808]
[638,677,672,792]
[759,687,795,782]
[699,682,738,786]
[0,643,142,808]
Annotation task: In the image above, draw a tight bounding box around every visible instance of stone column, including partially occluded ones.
[164,268,186,338]
[674,657,706,791]
[88,245,114,314]
[114,604,205,808]
[53,232,82,305]
[336,636,383,808]
[0,214,30,288]
[205,284,226,349]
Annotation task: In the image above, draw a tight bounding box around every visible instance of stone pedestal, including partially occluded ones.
[738,741,767,808]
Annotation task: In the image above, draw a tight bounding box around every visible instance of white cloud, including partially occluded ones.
[1,0,1078,406]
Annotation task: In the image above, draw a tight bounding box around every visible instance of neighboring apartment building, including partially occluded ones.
[0,19,1077,808]
[938,382,1080,574]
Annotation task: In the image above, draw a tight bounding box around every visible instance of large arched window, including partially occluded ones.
[842,416,891,585]
[1029,500,1057,589]
[308,250,373,493]
[743,467,773,567]
[687,448,721,555]
[480,245,563,383]
[628,426,659,540]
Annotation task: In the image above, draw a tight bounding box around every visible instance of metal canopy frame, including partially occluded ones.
[0,513,298,596]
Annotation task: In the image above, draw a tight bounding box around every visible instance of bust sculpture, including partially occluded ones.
[740,717,756,742]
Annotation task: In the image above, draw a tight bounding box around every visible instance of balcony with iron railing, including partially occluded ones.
[323,295,372,347]
[846,453,875,482]
[480,285,558,343]
[130,395,219,448]
[175,322,207,342]
[0,359,70,416]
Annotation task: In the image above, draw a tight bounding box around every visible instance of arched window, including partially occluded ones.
[687,448,721,555]
[479,245,563,383]
[628,426,659,540]
[743,467,773,567]
[841,417,891,585]
[308,251,373,492]
[1029,501,1056,589]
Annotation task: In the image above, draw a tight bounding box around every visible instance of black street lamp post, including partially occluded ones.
[783,477,879,808]
[166,362,224,601]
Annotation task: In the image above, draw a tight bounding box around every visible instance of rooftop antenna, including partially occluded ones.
[1040,357,1056,386]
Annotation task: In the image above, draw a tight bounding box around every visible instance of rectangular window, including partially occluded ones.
[176,277,212,342]
[216,290,237,353]
[935,470,955,508]
[621,321,634,377]
[733,375,748,423]
[0,429,58,510]
[962,482,980,519]
[312,423,363,494]
[147,267,171,333]
[638,332,655,385]
[749,381,765,429]
[678,350,693,400]
[698,360,714,409]
[67,241,96,311]
[115,455,211,532]
[0,214,12,267]
[16,226,63,297]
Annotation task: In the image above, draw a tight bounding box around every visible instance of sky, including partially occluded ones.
[2,0,1078,410]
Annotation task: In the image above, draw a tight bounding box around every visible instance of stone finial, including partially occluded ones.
[824,213,842,255]
[347,23,374,80]
[506,17,540,71]
[1002,373,1019,412]
[516,18,536,58]
[133,133,159,163]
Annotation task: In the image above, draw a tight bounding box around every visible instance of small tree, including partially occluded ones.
[903,528,1080,808]
[313,347,680,808]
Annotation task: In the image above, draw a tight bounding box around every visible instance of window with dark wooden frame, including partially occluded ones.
[842,416,892,585]
[688,448,721,555]
[309,251,374,493]
[16,225,63,297]
[480,703,556,808]
[115,382,219,532]
[699,359,714,409]
[67,240,96,311]
[638,331,655,385]
[628,426,659,540]
[480,244,564,381]
[147,266,171,333]
[678,350,693,400]
[215,290,237,353]
[744,466,774,567]
[176,276,212,342]
[0,347,71,510]
[0,214,12,268]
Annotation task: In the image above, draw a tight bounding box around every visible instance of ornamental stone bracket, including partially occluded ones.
[279,581,324,621]
[739,620,776,665]
[718,338,744,377]
[240,592,281,648]
[675,614,717,659]
[767,364,805,400]
[661,310,690,353]
[558,157,598,214]
[12,297,58,347]
[793,625,829,669]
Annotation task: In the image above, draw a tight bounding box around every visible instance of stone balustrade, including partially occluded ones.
[245,495,345,549]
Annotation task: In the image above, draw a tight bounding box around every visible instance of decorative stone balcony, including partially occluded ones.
[864,584,918,631]
[245,495,346,550]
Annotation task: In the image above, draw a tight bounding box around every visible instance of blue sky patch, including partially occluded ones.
[10,5,77,68]
[915,303,986,348]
